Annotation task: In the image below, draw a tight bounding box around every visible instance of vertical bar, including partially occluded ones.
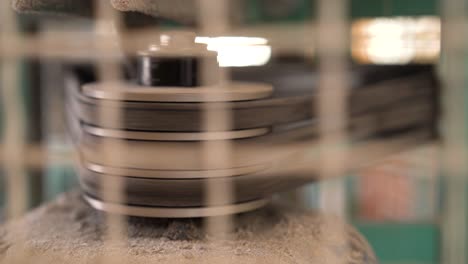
[197,0,234,237]
[0,2,29,261]
[0,0,28,227]
[316,0,349,263]
[93,1,127,262]
[441,0,468,262]
[317,0,350,217]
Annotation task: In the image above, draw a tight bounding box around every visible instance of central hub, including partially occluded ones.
[135,31,218,87]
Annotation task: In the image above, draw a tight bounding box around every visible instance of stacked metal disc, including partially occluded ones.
[66,31,439,218]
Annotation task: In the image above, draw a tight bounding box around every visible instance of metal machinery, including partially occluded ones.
[3,0,461,263]
[66,30,439,218]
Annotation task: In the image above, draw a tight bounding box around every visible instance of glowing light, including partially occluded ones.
[148,45,160,52]
[352,16,441,65]
[195,36,272,67]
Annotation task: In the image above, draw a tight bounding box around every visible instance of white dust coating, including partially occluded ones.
[0,191,376,264]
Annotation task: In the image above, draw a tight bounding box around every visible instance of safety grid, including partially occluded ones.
[0,0,463,263]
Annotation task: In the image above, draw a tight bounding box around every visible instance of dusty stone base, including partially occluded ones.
[0,191,377,263]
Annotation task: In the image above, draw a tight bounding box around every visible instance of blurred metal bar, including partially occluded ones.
[198,0,235,237]
[0,0,28,224]
[0,144,73,168]
[441,0,468,262]
[0,23,317,60]
[317,0,350,217]
[93,1,128,262]
[316,0,349,262]
[0,1,29,261]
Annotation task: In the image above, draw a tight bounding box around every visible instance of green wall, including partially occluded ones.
[357,223,440,264]
[351,0,439,18]
[245,0,439,24]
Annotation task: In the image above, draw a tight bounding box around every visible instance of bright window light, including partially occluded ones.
[352,16,441,65]
[195,36,272,67]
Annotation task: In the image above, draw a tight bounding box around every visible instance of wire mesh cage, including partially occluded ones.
[0,0,460,263]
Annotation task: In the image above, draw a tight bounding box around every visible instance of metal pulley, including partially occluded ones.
[66,31,439,218]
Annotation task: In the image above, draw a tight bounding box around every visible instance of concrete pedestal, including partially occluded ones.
[0,191,377,263]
